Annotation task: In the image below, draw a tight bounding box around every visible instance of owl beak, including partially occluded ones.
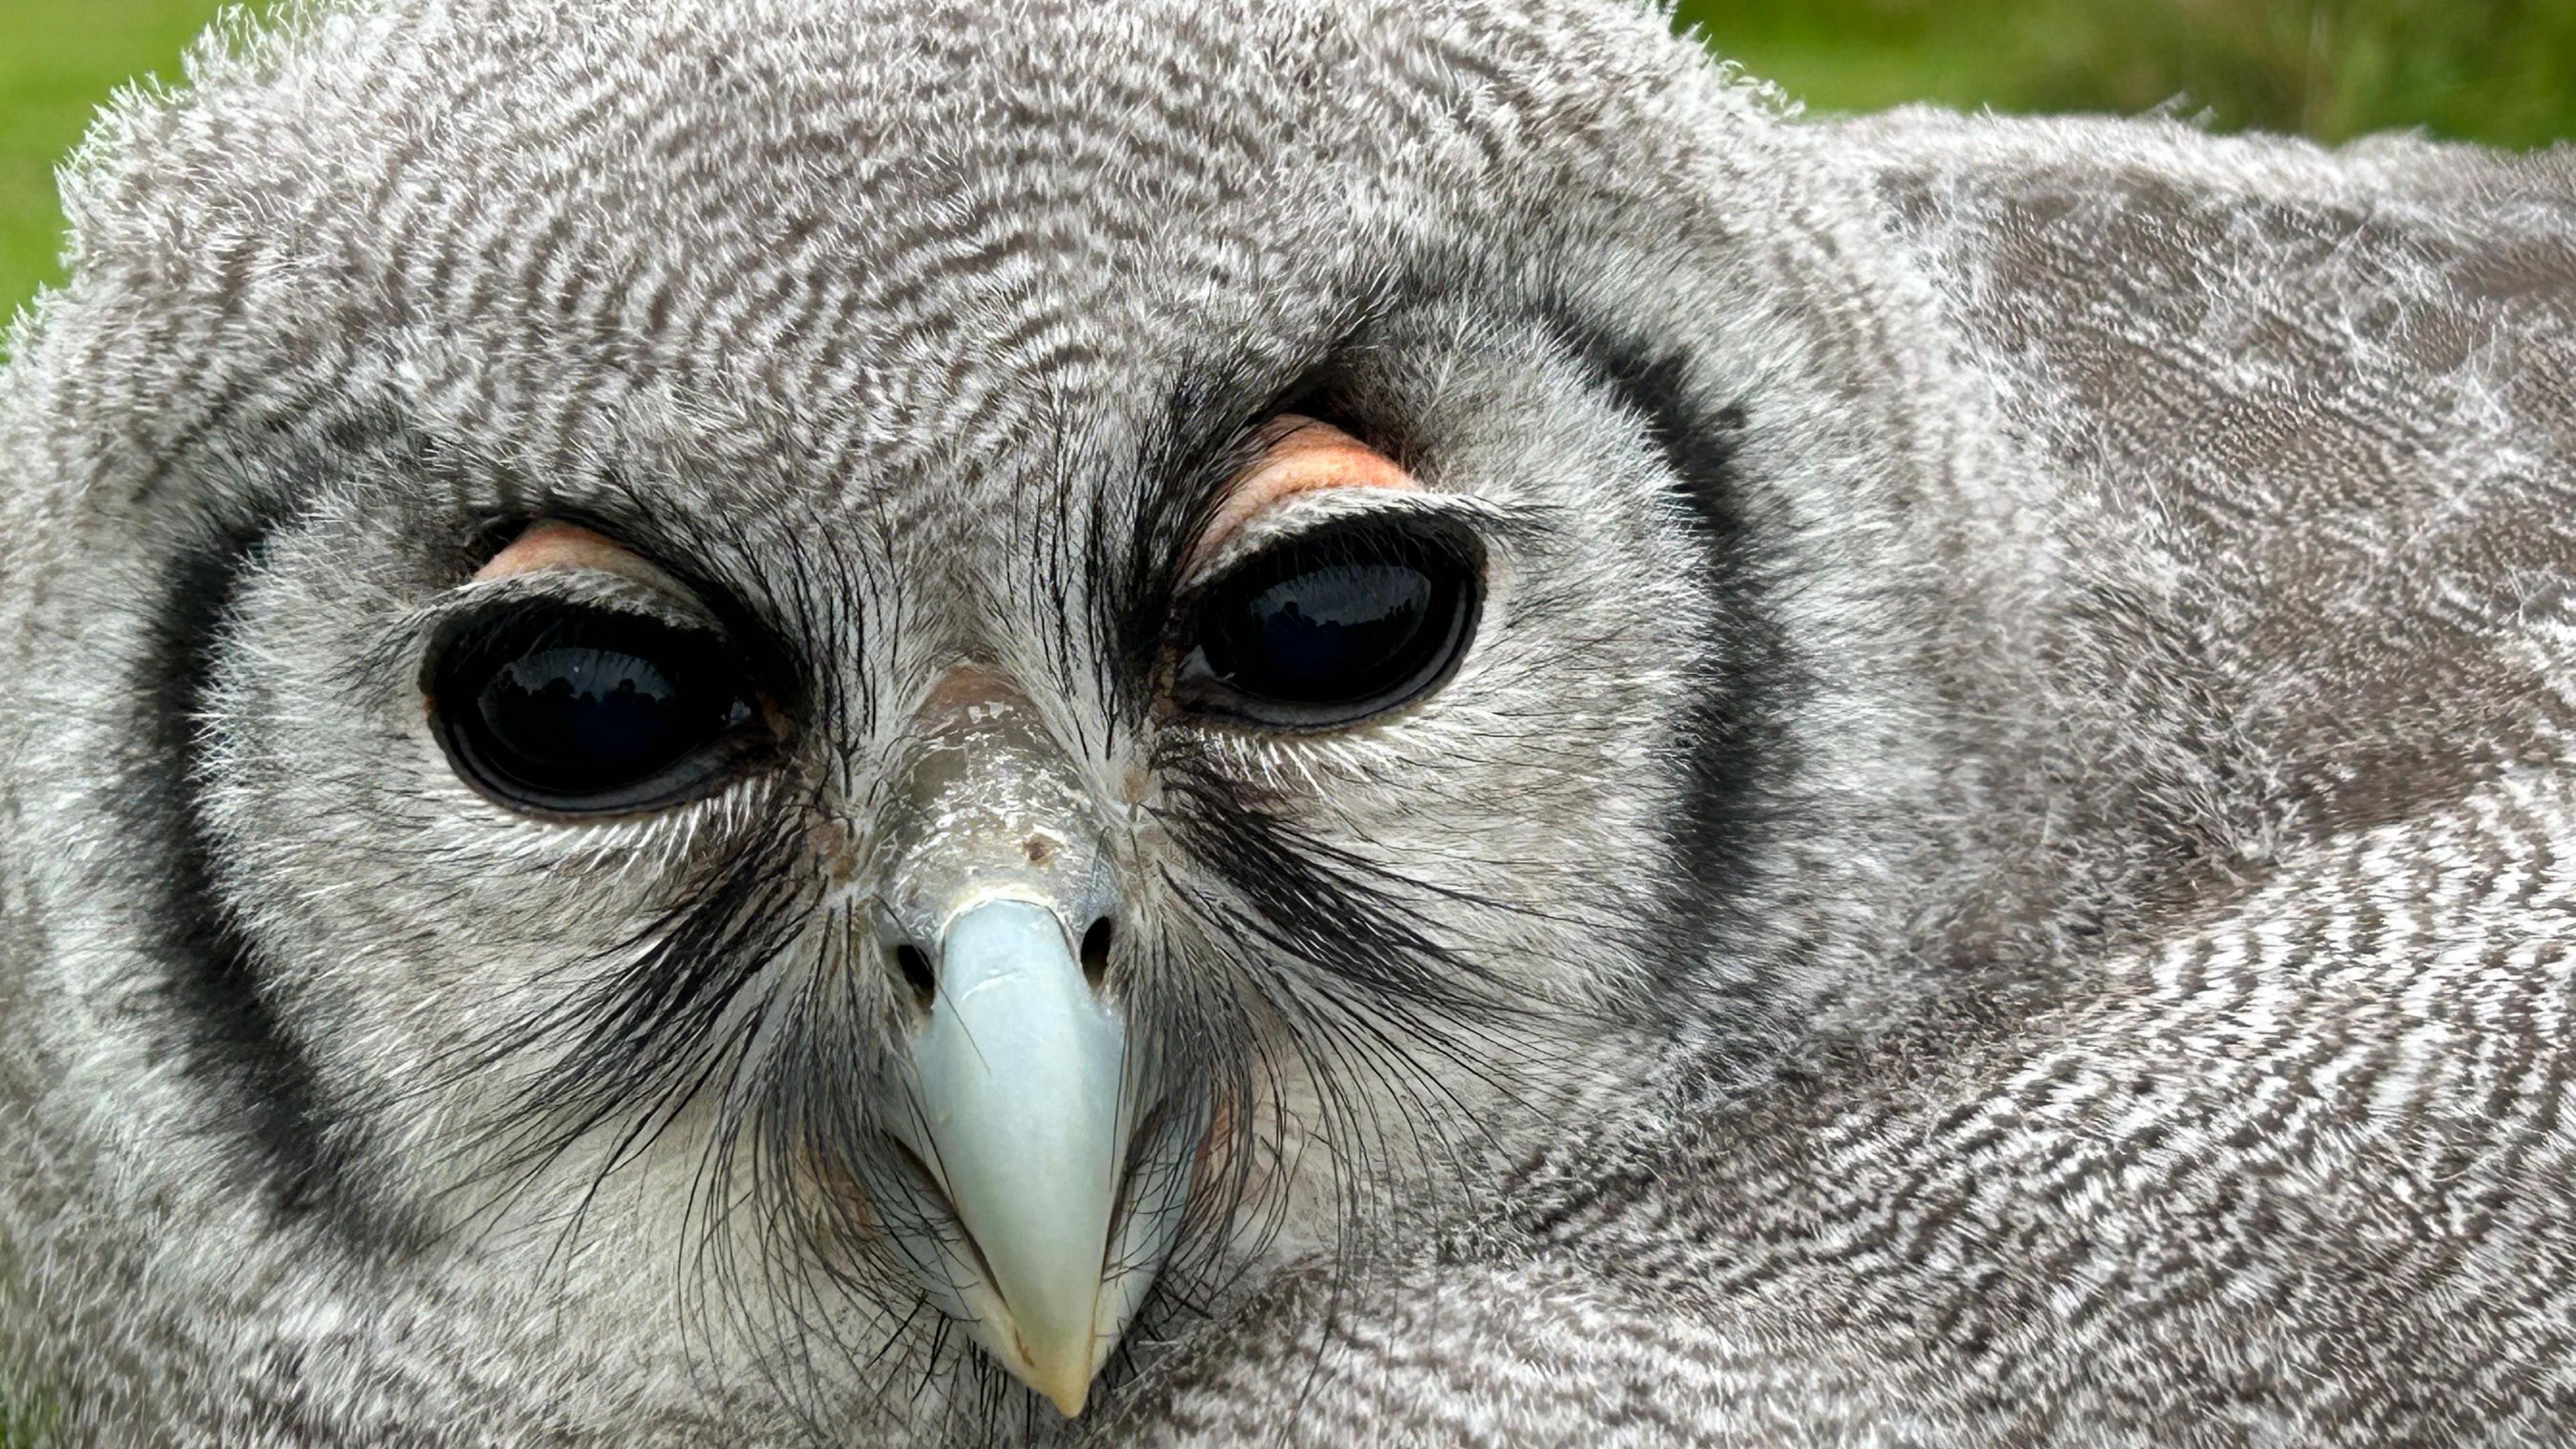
[866,896,1196,1417]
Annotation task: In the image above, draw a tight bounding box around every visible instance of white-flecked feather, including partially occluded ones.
[1,1,2571,1444]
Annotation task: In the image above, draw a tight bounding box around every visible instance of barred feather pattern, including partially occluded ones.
[1089,761,2576,1446]
[0,0,2571,1444]
[1087,106,2576,1449]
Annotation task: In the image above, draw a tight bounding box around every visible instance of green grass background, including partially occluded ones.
[3,0,2574,322]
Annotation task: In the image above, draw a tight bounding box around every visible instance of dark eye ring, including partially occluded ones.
[1177,515,1483,729]
[425,602,774,818]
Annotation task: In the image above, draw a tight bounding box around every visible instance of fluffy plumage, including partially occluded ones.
[1,1,2571,1444]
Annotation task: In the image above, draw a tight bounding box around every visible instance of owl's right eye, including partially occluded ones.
[425,603,773,818]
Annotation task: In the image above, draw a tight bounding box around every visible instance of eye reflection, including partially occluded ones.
[1183,516,1481,728]
[429,602,766,816]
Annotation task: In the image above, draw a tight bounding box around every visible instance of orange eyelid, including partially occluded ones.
[472,521,675,591]
[1197,415,1417,564]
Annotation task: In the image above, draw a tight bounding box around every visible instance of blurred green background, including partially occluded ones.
[1,0,2573,322]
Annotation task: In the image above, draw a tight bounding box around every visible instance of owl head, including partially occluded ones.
[0,0,1947,1432]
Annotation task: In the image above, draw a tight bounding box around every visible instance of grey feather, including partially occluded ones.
[1,1,2569,1445]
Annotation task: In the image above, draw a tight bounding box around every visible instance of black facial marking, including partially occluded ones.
[1542,317,1750,539]
[1153,757,1501,1019]
[129,511,363,1226]
[1095,260,1796,1018]
[1547,314,1795,991]
[450,815,814,1187]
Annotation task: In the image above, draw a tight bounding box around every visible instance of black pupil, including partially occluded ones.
[447,610,751,806]
[1195,522,1474,716]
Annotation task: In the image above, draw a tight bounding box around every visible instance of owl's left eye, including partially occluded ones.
[425,603,771,817]
[1177,515,1483,729]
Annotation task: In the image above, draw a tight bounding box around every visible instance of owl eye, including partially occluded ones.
[1179,516,1482,728]
[427,602,769,816]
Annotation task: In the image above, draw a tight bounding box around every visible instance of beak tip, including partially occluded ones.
[999,1318,1099,1418]
[1026,1352,1093,1418]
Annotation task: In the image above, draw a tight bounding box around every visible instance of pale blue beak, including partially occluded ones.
[869,897,1193,1415]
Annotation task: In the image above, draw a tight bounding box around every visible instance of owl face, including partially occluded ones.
[3,0,1916,1429]
[191,281,1714,1415]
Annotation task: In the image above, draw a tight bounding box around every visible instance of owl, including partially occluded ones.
[2,0,2571,1444]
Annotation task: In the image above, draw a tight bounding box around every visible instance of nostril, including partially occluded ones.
[1080,916,1114,990]
[892,941,936,1010]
